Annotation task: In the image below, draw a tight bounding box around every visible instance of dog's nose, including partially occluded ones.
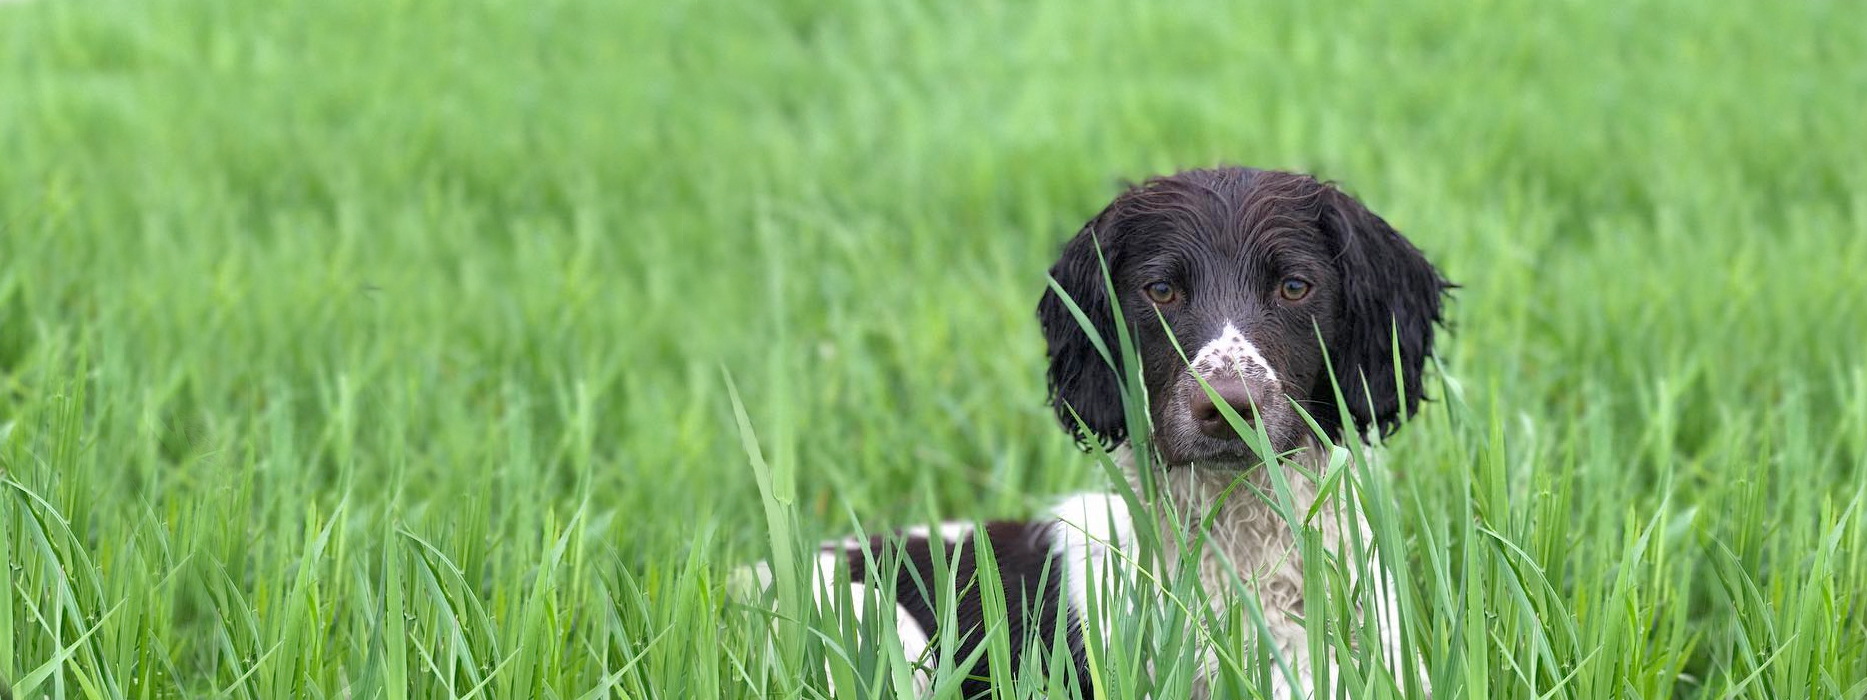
[1190,375,1266,439]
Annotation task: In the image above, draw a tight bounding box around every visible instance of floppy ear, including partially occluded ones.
[1036,210,1129,450]
[1320,184,1450,439]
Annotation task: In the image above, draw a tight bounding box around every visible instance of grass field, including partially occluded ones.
[3,0,1866,697]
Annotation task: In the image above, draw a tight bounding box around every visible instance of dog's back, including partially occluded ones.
[744,166,1449,698]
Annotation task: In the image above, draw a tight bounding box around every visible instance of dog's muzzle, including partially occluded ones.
[1186,323,1282,441]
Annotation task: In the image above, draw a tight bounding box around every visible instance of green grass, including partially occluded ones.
[2,0,1865,697]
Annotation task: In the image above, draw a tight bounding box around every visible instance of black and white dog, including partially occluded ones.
[748,166,1448,698]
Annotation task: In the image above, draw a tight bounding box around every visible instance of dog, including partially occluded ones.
[745,166,1449,698]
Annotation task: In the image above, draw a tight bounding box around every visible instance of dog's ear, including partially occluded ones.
[1037,208,1130,450]
[1320,184,1449,439]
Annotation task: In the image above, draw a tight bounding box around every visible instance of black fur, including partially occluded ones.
[1317,184,1450,438]
[1037,211,1134,449]
[840,522,1086,698]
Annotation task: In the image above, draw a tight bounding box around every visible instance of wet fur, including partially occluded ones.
[758,166,1449,698]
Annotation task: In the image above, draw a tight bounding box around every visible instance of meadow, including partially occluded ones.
[2,0,1864,697]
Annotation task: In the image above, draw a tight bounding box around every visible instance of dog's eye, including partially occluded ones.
[1278,278,1311,301]
[1144,281,1178,305]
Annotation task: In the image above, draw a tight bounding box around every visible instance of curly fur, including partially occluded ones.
[757,166,1448,699]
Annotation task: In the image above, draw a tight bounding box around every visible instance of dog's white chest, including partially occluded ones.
[1049,448,1387,699]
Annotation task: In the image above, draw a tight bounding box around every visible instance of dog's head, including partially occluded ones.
[1037,167,1450,467]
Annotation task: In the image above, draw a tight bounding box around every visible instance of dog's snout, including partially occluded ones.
[1190,375,1268,439]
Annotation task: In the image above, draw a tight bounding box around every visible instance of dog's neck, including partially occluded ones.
[1109,438,1361,601]
[1099,440,1406,697]
[1110,438,1336,518]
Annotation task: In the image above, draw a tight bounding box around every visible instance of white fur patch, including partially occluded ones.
[901,521,974,544]
[893,602,932,689]
[1190,322,1279,383]
[1049,491,1136,647]
[810,551,934,692]
[742,561,774,591]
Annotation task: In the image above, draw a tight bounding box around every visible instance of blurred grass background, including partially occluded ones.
[1,0,1864,697]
